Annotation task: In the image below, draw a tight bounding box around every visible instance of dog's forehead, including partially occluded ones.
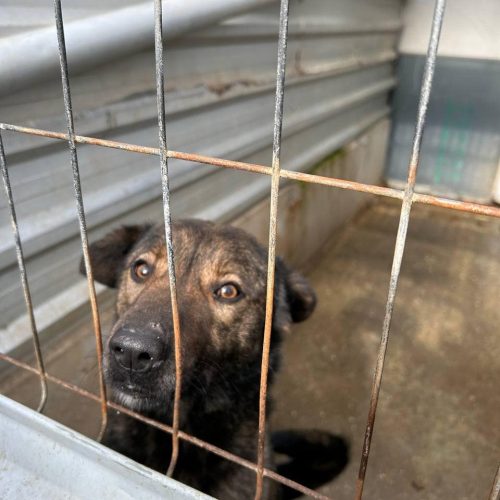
[132,220,267,274]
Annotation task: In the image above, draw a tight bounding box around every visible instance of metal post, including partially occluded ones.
[0,132,48,413]
[153,0,183,478]
[255,0,290,498]
[354,0,447,498]
[53,0,108,441]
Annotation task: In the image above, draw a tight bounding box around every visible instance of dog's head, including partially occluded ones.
[82,220,316,416]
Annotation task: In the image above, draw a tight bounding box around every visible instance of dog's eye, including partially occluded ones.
[214,283,242,303]
[132,259,152,282]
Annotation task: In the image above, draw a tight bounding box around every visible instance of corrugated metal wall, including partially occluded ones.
[0,0,402,350]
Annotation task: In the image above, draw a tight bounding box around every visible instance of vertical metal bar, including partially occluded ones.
[255,1,290,498]
[0,132,48,413]
[489,463,500,500]
[354,1,446,498]
[53,0,108,441]
[153,0,183,478]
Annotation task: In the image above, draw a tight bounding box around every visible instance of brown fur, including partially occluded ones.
[82,220,347,499]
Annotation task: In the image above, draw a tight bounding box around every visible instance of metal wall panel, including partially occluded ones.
[0,0,401,347]
[386,0,500,203]
[386,55,500,202]
[0,394,210,499]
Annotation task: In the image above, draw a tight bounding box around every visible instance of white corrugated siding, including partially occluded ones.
[0,0,402,346]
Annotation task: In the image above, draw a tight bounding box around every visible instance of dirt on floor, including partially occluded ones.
[1,199,499,499]
[272,199,500,499]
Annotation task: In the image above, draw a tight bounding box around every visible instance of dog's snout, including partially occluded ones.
[110,329,165,373]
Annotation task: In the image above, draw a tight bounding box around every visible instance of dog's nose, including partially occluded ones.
[110,329,165,373]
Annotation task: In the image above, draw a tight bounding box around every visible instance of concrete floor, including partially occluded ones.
[272,199,500,499]
[2,199,499,499]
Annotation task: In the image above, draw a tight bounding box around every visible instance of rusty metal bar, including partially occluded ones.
[2,122,500,220]
[53,0,108,441]
[0,123,161,155]
[255,1,290,498]
[490,463,500,500]
[410,192,500,217]
[0,351,328,500]
[154,0,184,478]
[354,1,447,498]
[0,133,48,413]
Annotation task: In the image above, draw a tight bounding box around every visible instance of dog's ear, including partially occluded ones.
[80,225,151,288]
[278,259,316,322]
[285,269,317,322]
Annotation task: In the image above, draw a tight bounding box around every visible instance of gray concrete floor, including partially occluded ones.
[1,199,499,499]
[272,199,500,499]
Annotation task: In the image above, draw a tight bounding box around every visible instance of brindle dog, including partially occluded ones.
[82,220,347,499]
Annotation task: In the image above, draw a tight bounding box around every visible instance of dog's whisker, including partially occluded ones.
[186,374,209,398]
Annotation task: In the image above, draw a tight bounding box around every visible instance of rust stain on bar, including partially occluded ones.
[413,193,500,217]
[2,122,500,220]
[53,0,108,441]
[0,352,329,499]
[0,123,160,155]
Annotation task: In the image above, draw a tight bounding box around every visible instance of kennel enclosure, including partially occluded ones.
[1,0,499,498]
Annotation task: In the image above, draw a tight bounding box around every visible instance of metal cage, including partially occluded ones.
[0,0,499,498]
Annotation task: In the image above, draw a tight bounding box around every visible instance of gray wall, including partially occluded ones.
[0,0,401,350]
[386,0,500,202]
[386,55,500,202]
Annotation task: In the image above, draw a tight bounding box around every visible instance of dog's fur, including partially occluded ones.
[82,220,347,499]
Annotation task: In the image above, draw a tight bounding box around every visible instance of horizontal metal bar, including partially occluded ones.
[0,351,329,500]
[2,55,396,160]
[2,122,500,220]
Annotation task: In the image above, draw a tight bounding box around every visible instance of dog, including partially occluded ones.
[81,220,348,499]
